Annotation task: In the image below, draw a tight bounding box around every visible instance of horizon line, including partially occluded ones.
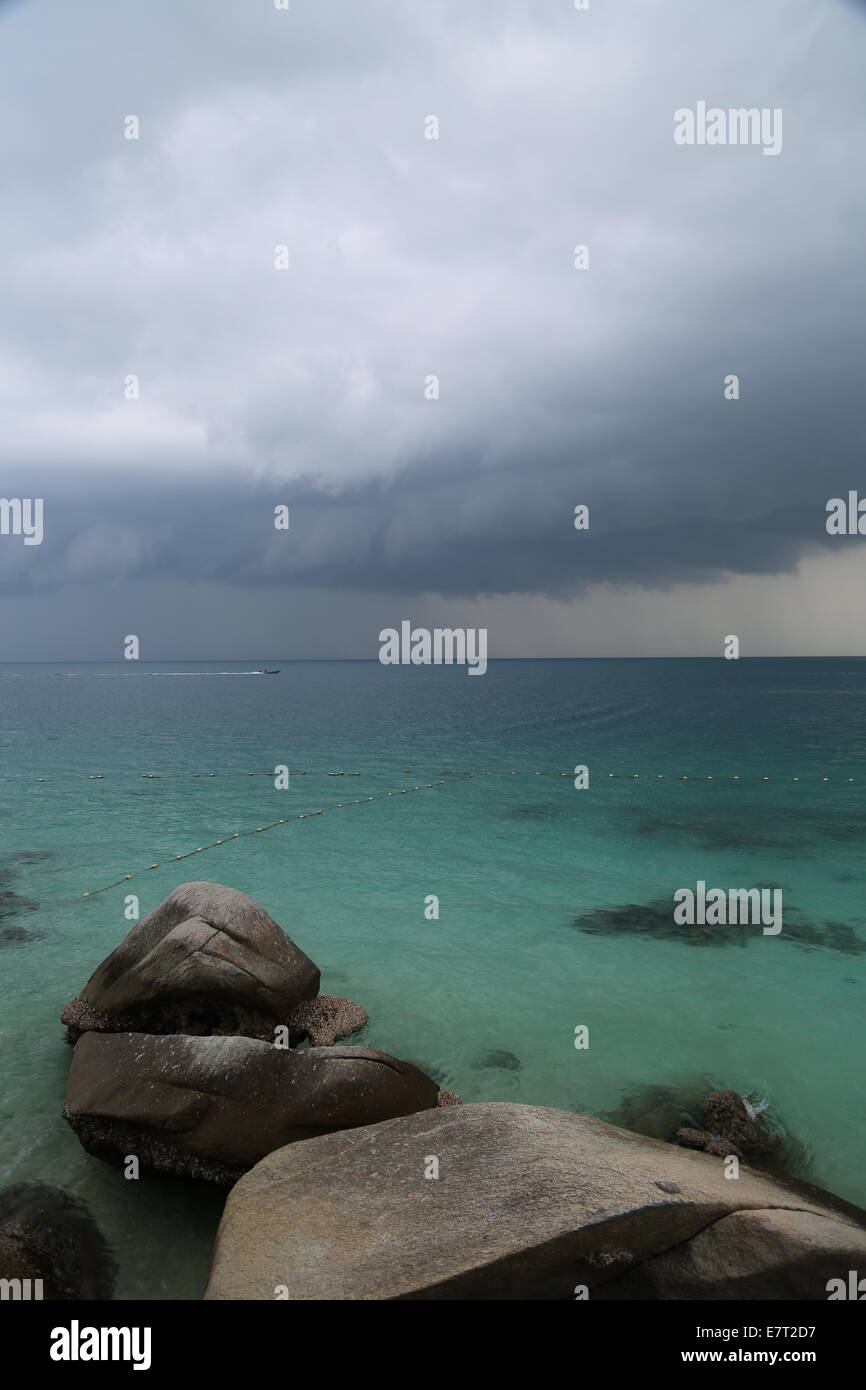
[1,655,865,665]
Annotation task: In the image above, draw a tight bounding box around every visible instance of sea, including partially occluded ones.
[0,657,864,1299]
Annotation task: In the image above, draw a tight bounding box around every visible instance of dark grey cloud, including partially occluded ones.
[1,0,865,651]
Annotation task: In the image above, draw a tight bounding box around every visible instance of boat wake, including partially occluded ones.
[148,670,278,677]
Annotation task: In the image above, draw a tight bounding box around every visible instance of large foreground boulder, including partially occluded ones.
[62,882,324,1042]
[204,1103,866,1300]
[64,1033,440,1184]
[0,1183,116,1300]
[600,1207,866,1300]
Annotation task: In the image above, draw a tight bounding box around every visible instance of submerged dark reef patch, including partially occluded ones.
[574,898,748,946]
[632,807,866,855]
[634,816,792,852]
[473,1050,522,1071]
[0,925,44,944]
[0,890,40,924]
[573,898,866,954]
[601,1081,705,1140]
[0,853,48,932]
[0,1182,116,1300]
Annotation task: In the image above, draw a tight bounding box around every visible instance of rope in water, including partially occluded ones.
[18,770,362,783]
[76,764,864,899]
[80,772,485,898]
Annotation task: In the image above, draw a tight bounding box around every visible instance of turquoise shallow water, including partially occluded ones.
[1,657,864,1299]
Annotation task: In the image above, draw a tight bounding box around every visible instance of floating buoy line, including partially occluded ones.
[68,764,863,900]
[9,767,863,785]
[18,769,362,784]
[80,773,484,898]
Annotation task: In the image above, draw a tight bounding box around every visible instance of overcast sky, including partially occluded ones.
[1,0,865,659]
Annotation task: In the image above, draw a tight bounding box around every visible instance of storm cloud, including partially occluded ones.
[1,0,865,653]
